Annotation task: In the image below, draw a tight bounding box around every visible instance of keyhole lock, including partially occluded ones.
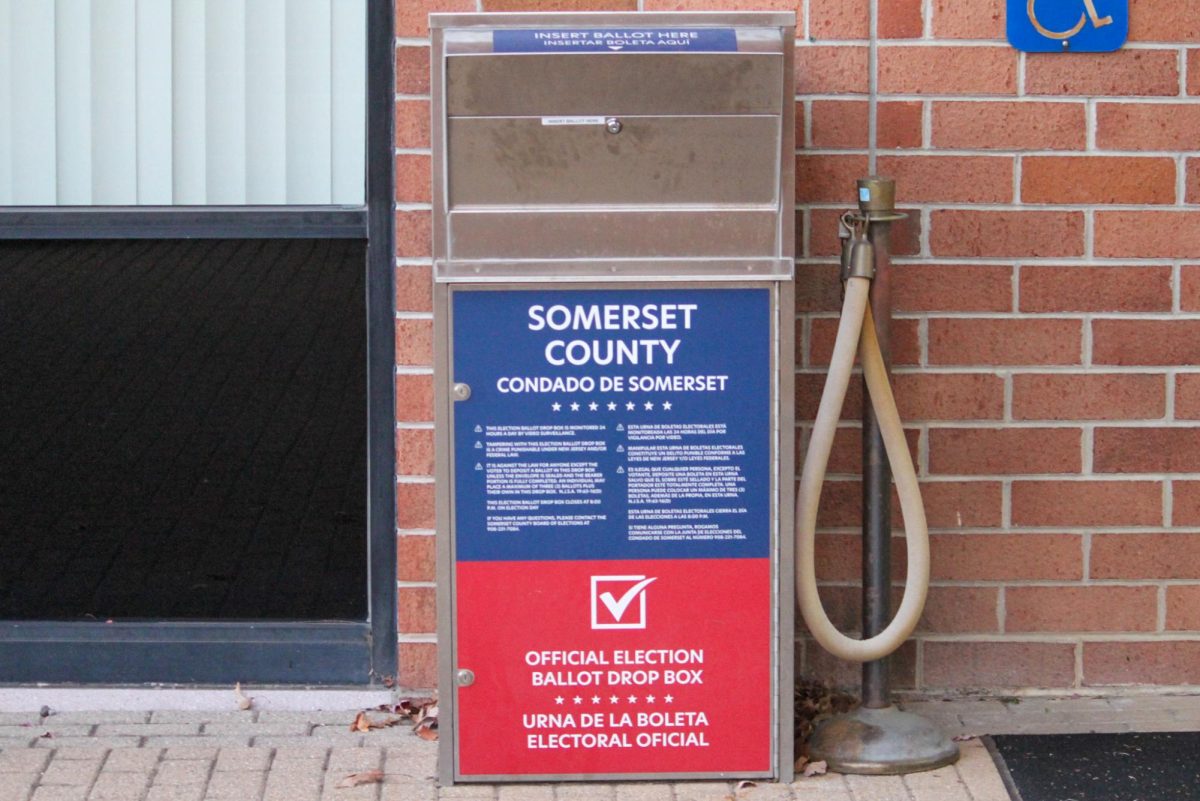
[605,117,622,135]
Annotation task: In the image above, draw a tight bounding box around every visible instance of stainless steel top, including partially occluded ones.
[430,12,796,282]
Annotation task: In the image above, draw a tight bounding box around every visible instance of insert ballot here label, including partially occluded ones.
[451,288,773,777]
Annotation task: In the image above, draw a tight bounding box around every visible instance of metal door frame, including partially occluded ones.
[0,0,396,685]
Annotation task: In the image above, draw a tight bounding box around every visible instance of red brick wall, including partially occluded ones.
[395,0,1200,693]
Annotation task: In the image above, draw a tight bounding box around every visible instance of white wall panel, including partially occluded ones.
[245,0,286,205]
[11,2,57,204]
[90,0,137,204]
[1,0,364,206]
[331,0,365,205]
[285,0,332,204]
[55,0,92,204]
[135,0,173,204]
[0,1,13,205]
[171,0,205,204]
[204,0,245,204]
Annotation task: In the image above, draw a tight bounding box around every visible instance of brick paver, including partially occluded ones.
[0,697,1194,800]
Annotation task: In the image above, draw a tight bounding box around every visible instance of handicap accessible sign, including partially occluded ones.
[1007,0,1127,52]
[451,288,772,778]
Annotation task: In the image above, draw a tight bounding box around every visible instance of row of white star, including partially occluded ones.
[552,401,673,412]
[555,694,674,705]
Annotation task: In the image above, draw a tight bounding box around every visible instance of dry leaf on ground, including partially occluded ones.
[350,711,404,733]
[794,678,858,760]
[234,683,253,711]
[803,760,828,778]
[414,718,438,741]
[336,770,384,788]
[363,696,439,740]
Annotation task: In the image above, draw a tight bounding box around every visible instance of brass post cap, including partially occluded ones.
[857,176,896,214]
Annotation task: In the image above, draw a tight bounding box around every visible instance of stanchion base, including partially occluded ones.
[808,705,960,775]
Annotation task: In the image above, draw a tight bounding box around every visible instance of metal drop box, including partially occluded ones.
[431,12,796,784]
[432,12,794,279]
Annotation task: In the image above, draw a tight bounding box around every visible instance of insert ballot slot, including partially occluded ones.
[431,12,796,784]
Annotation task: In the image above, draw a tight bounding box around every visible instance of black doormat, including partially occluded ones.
[989,733,1200,801]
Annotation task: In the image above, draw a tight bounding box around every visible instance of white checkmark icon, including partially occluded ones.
[598,577,657,622]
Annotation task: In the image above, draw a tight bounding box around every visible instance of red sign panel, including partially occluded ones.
[456,558,772,776]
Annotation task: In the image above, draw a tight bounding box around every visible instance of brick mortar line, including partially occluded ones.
[395,476,434,484]
[798,365,1199,374]
[1164,476,1175,526]
[1180,47,1190,97]
[921,98,932,148]
[819,580,1196,587]
[817,467,1177,477]
[795,93,1138,102]
[1158,585,1169,632]
[1083,531,1093,586]
[917,318,929,367]
[815,525,1199,534]
[1013,153,1023,204]
[1084,208,1095,261]
[1087,97,1097,149]
[918,425,929,477]
[800,39,1181,49]
[811,312,1200,320]
[1177,154,1188,204]
[1081,425,1093,474]
[799,146,1200,155]
[1001,479,1012,529]
[920,206,932,258]
[885,258,1184,266]
[917,633,1200,643]
[1002,372,1013,423]
[799,424,1182,431]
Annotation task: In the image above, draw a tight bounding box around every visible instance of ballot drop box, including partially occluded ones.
[430,12,796,783]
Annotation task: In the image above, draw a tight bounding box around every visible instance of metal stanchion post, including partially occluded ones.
[807,177,959,774]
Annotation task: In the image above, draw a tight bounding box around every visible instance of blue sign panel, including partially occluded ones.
[1007,0,1127,52]
[493,28,738,53]
[452,288,770,563]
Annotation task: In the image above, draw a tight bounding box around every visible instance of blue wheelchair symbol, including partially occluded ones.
[1007,0,1128,52]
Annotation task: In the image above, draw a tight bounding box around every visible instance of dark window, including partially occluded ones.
[0,238,367,621]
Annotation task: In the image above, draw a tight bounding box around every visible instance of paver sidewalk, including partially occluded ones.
[1,696,1196,801]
